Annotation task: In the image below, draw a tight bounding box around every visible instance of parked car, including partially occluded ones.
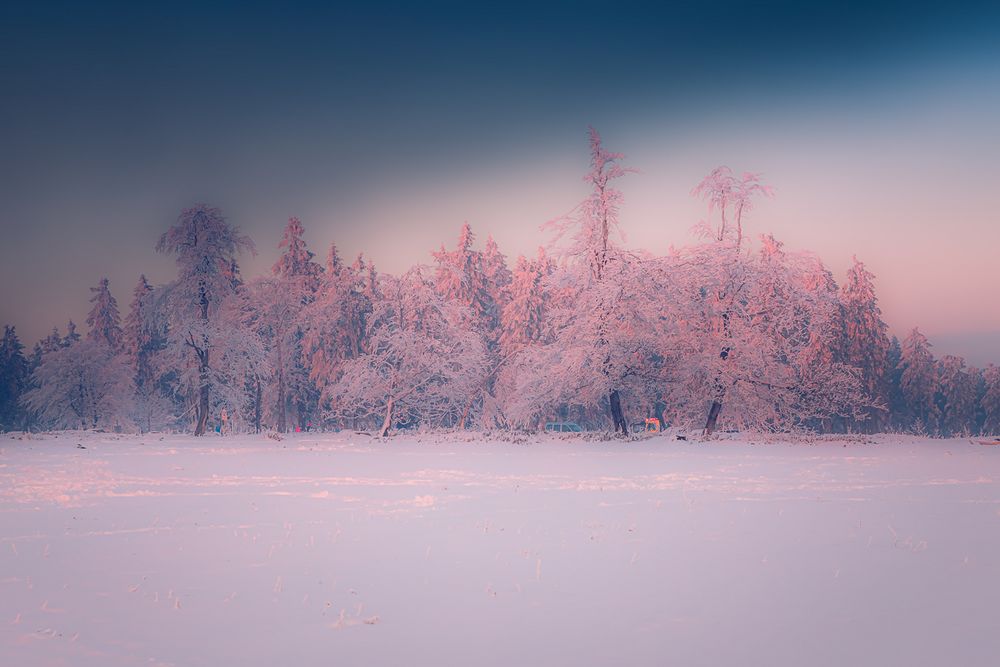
[544,422,583,433]
[630,417,662,434]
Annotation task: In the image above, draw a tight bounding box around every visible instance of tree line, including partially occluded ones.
[1,129,998,437]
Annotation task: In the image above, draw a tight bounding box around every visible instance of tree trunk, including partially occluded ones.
[459,395,474,430]
[703,337,731,436]
[379,397,394,438]
[254,378,262,433]
[609,389,627,435]
[195,381,209,435]
[275,339,286,433]
[276,372,286,433]
[194,281,211,436]
[703,399,723,435]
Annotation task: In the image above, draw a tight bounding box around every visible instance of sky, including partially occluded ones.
[1,0,999,364]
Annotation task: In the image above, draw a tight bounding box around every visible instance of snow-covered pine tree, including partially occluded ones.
[899,328,939,434]
[246,216,324,432]
[155,204,256,435]
[936,355,977,436]
[798,261,847,430]
[86,278,123,350]
[37,327,62,359]
[886,336,907,429]
[481,234,512,336]
[839,257,891,431]
[63,320,81,347]
[272,216,323,291]
[0,325,28,431]
[299,246,377,428]
[22,326,65,430]
[981,364,1000,435]
[123,275,155,384]
[432,223,497,330]
[499,251,547,357]
[122,274,173,432]
[433,226,516,427]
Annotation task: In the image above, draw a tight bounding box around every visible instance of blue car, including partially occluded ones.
[544,422,583,433]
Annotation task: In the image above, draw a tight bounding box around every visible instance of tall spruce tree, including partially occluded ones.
[899,328,939,434]
[936,355,977,437]
[249,216,323,432]
[886,336,906,429]
[86,278,123,350]
[481,234,512,340]
[839,257,891,430]
[433,223,496,332]
[156,205,256,435]
[300,245,376,427]
[123,274,174,432]
[499,252,547,356]
[0,325,28,431]
[272,217,323,290]
[980,365,1000,435]
[123,275,155,384]
[63,320,81,347]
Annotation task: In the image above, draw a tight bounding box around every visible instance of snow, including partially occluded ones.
[2,431,999,666]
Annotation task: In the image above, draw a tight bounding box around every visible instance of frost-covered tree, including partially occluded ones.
[244,217,325,432]
[62,320,81,348]
[691,166,773,249]
[981,365,1000,435]
[433,223,497,331]
[481,234,512,332]
[498,249,549,356]
[433,226,517,427]
[21,336,132,430]
[272,216,323,290]
[209,287,272,433]
[123,275,155,383]
[936,355,977,437]
[86,278,123,350]
[546,127,634,285]
[898,328,939,434]
[469,268,542,427]
[0,325,28,431]
[686,164,774,434]
[300,246,375,412]
[34,327,62,364]
[325,267,486,437]
[122,274,153,375]
[510,127,645,434]
[886,336,907,429]
[121,275,173,432]
[246,275,309,432]
[840,257,891,430]
[155,204,257,435]
[501,256,665,431]
[662,233,866,433]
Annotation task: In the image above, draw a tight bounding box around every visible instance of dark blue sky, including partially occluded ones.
[3,1,995,184]
[4,1,995,166]
[2,1,999,361]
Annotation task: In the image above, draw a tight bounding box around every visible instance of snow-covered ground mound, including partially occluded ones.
[1,431,999,666]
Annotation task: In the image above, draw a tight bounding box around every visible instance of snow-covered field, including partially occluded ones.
[1,431,999,667]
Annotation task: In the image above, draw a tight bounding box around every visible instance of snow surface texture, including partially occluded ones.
[1,431,999,666]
